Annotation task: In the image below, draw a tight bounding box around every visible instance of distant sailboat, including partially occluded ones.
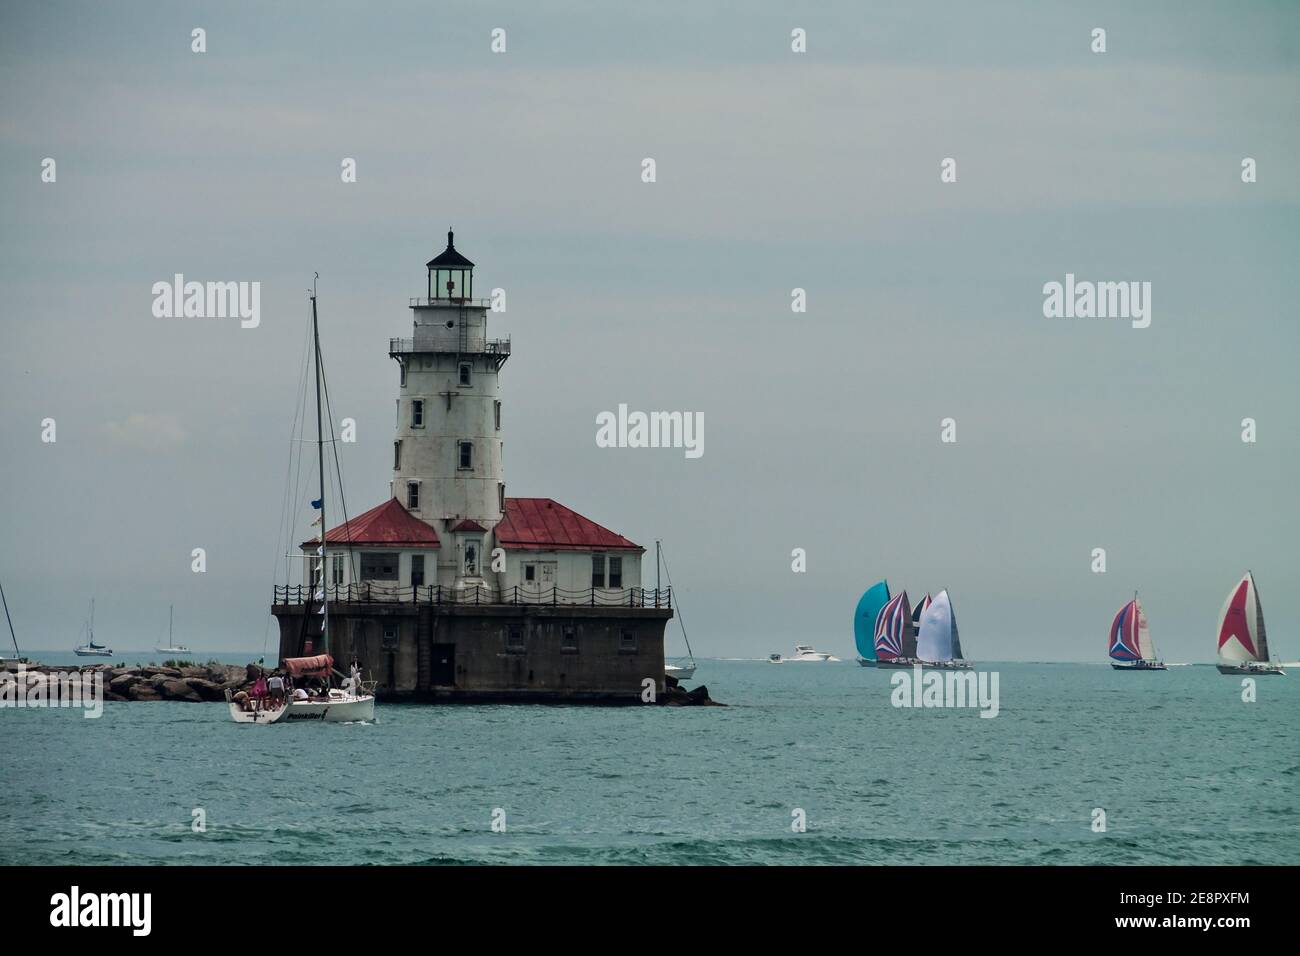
[914,589,972,670]
[657,541,697,680]
[1,578,23,664]
[155,605,192,656]
[854,580,890,667]
[73,598,113,657]
[1215,572,1284,676]
[872,591,916,669]
[1108,593,1165,670]
[911,593,931,637]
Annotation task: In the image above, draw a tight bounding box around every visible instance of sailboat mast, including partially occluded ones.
[656,539,661,595]
[312,288,329,656]
[0,579,19,659]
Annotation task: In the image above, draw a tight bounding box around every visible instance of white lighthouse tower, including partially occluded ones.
[389,231,510,589]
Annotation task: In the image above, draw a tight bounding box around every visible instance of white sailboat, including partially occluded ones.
[656,540,697,680]
[1,578,25,664]
[228,282,376,723]
[73,598,112,657]
[914,589,973,670]
[1108,593,1165,670]
[1215,572,1284,676]
[155,605,192,655]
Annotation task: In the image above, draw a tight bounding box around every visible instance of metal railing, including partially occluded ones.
[389,337,510,356]
[274,583,672,608]
[408,297,494,308]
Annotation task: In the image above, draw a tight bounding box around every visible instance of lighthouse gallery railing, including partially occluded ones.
[275,583,672,608]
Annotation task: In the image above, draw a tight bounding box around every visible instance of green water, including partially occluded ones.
[2,661,1296,864]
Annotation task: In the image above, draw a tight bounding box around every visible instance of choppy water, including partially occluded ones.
[3,661,1297,865]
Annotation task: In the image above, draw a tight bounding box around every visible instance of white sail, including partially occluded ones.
[916,589,955,662]
[1134,597,1156,661]
[1216,572,1269,663]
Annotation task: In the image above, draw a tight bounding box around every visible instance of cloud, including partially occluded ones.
[101,413,187,450]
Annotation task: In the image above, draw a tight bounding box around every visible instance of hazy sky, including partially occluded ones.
[2,1,1298,662]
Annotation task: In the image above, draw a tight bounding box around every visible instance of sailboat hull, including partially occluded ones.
[1110,660,1166,671]
[225,691,292,725]
[1215,662,1284,676]
[875,657,973,670]
[286,693,376,722]
[857,658,877,668]
[665,663,696,679]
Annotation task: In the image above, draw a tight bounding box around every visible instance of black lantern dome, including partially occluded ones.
[426,230,474,301]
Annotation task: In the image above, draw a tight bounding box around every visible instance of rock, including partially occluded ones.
[159,679,203,703]
[103,690,130,702]
[141,666,181,679]
[184,678,227,702]
[109,674,142,693]
[128,682,162,701]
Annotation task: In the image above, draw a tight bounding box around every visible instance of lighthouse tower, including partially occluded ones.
[389,232,510,588]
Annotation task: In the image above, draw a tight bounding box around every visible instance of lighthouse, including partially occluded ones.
[273,235,673,702]
[389,231,508,591]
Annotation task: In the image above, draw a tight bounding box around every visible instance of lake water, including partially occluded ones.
[3,660,1296,865]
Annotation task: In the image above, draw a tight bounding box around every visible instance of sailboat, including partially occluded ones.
[914,589,973,669]
[155,605,192,655]
[227,282,377,723]
[656,540,697,680]
[911,593,931,636]
[1108,593,1165,670]
[1,578,25,664]
[872,590,916,669]
[853,579,890,666]
[73,598,112,657]
[1215,572,1284,676]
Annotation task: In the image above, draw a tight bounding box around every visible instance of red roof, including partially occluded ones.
[305,498,440,549]
[450,518,487,533]
[497,498,641,552]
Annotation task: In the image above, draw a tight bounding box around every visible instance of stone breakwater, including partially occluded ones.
[1,660,259,703]
[1,662,723,705]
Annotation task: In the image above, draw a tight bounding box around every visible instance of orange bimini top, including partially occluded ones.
[283,655,334,679]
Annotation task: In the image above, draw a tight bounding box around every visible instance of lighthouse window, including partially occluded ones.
[407,481,419,510]
[506,625,525,652]
[458,441,473,470]
[524,564,536,583]
[494,400,501,430]
[591,554,606,588]
[608,556,623,588]
[361,552,399,581]
[498,482,505,513]
[399,364,407,387]
[620,630,638,652]
[393,440,402,469]
[411,400,424,428]
[562,627,578,653]
[410,555,425,587]
[331,556,344,586]
[458,362,472,386]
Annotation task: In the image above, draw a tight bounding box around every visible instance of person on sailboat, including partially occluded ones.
[268,672,285,707]
[349,660,362,696]
[250,670,268,712]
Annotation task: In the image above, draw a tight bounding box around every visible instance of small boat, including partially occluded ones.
[155,605,192,656]
[768,653,783,663]
[914,589,973,670]
[1,577,26,665]
[227,283,378,725]
[656,541,698,680]
[1215,572,1284,676]
[784,644,839,662]
[872,590,919,669]
[853,580,890,666]
[73,598,113,658]
[1108,592,1166,670]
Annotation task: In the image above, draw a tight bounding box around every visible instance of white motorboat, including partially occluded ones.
[785,644,840,662]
